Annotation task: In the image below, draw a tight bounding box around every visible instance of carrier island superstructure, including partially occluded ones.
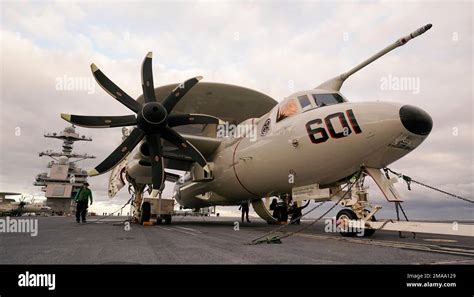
[34,126,95,214]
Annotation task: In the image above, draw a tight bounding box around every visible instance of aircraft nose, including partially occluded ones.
[399,105,433,136]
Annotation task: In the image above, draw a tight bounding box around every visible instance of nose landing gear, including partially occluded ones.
[337,176,380,237]
[336,208,377,237]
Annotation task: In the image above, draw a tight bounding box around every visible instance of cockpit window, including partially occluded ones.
[298,95,312,110]
[276,98,298,122]
[312,93,344,107]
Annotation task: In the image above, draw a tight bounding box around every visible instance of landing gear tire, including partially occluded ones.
[140,202,151,225]
[336,209,376,237]
[336,209,358,237]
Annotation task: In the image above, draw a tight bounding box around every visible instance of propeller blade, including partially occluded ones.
[88,128,145,176]
[61,114,136,128]
[141,52,157,103]
[162,127,209,173]
[162,76,203,112]
[90,63,141,113]
[167,113,221,127]
[146,134,165,190]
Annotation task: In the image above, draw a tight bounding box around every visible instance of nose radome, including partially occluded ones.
[399,105,433,135]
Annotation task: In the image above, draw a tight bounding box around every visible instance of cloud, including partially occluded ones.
[0,1,472,219]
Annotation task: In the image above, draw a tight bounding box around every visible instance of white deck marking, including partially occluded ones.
[172,227,198,236]
[175,226,202,233]
[157,226,172,231]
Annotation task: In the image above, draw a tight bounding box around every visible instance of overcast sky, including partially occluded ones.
[0,0,472,220]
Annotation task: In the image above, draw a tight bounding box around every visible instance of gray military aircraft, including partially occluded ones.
[61,24,433,235]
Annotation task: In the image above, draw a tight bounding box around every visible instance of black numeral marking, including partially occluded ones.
[306,109,362,144]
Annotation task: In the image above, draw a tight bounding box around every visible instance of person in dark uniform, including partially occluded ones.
[279,194,290,222]
[269,197,288,223]
[289,200,310,224]
[269,198,277,211]
[239,200,250,223]
[74,182,93,223]
[269,198,279,219]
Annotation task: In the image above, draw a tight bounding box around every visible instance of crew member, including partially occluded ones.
[269,198,279,220]
[74,182,93,223]
[278,194,289,223]
[239,200,251,223]
[289,200,310,224]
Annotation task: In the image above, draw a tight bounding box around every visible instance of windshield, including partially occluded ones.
[275,93,345,122]
[276,98,299,122]
[312,93,344,107]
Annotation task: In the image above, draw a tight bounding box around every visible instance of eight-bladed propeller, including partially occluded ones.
[61,52,219,191]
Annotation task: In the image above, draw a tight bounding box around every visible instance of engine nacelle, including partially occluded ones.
[126,159,152,184]
[126,142,152,184]
[133,142,151,161]
[172,172,232,209]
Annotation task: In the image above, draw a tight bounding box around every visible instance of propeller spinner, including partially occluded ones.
[61,52,217,191]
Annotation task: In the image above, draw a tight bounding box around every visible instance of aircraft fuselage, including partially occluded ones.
[174,93,432,208]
